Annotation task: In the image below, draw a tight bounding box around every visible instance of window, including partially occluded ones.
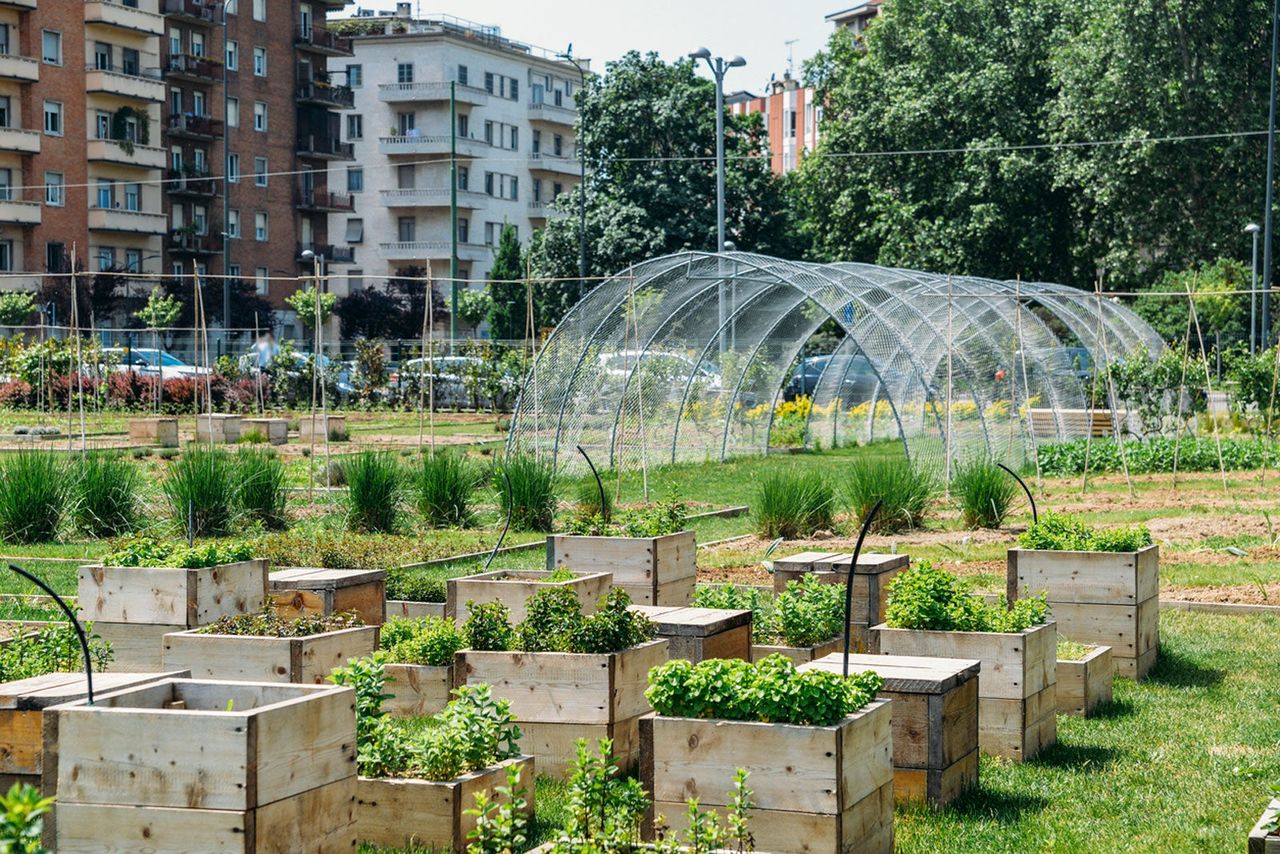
[192,91,206,117]
[510,78,518,101]
[122,47,140,75]
[227,208,240,238]
[457,114,469,138]
[96,247,115,272]
[347,64,362,87]
[346,114,362,140]
[0,241,11,273]
[170,148,183,171]
[0,25,10,56]
[509,127,518,149]
[457,218,469,243]
[347,269,364,292]
[397,112,414,135]
[253,47,266,76]
[94,112,111,140]
[396,164,414,190]
[189,33,204,57]
[347,166,363,193]
[194,148,206,172]
[95,179,113,209]
[532,130,541,154]
[228,264,240,278]
[124,183,141,212]
[397,217,414,242]
[253,101,267,132]
[458,65,468,85]
[344,218,363,244]
[225,40,238,70]
[94,42,110,70]
[397,62,413,84]
[254,212,268,241]
[170,88,182,115]
[226,97,239,127]
[0,96,7,130]
[252,0,265,20]
[168,28,180,58]
[553,181,564,197]
[483,120,493,145]
[226,0,237,14]
[254,157,267,186]
[255,267,268,295]
[171,261,184,276]
[484,72,493,94]
[41,30,60,65]
[533,179,542,203]
[0,169,11,202]
[553,134,563,156]
[42,101,62,136]
[227,153,239,183]
[44,172,64,207]
[458,166,469,190]
[483,172,519,200]
[126,249,142,273]
[484,221,496,246]
[193,204,207,234]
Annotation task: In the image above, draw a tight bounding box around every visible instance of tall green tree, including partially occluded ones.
[1133,258,1250,346]
[486,224,528,341]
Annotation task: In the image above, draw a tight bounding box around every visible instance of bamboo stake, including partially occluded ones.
[1093,274,1134,497]
[1014,277,1044,494]
[1185,274,1230,493]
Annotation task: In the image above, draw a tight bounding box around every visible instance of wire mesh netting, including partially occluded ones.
[508,251,1164,474]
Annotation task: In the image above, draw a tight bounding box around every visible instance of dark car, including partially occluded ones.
[783,355,879,402]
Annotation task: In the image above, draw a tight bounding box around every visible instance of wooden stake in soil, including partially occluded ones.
[1092,274,1134,498]
[1185,274,1231,494]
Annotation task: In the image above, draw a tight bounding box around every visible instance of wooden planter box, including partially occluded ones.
[163,625,378,684]
[773,552,908,653]
[43,678,357,852]
[383,662,459,717]
[456,639,668,778]
[387,599,446,620]
[873,620,1057,762]
[270,567,387,626]
[126,417,178,447]
[546,530,696,606]
[356,756,534,851]
[446,569,612,626]
[1249,800,1280,853]
[631,605,751,663]
[1057,644,1113,717]
[195,413,243,443]
[752,635,843,665]
[641,699,894,853]
[78,558,269,670]
[1007,544,1158,679]
[299,414,347,441]
[241,417,289,445]
[801,653,978,807]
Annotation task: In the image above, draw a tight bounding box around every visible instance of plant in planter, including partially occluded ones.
[456,588,665,777]
[643,655,891,853]
[695,575,845,663]
[1010,510,1158,678]
[875,562,1057,761]
[329,656,532,851]
[385,567,447,619]
[548,500,696,606]
[377,616,465,716]
[1056,639,1113,717]
[1249,784,1280,853]
[163,607,376,683]
[446,564,612,625]
[0,782,53,854]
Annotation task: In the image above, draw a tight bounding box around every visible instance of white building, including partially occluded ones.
[326,10,583,315]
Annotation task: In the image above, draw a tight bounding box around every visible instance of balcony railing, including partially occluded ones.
[162,0,221,23]
[167,230,223,254]
[164,53,221,81]
[296,134,354,159]
[167,170,219,197]
[167,113,222,138]
[294,25,353,55]
[377,81,488,105]
[85,63,164,100]
[84,1,165,37]
[296,188,355,211]
[296,80,355,109]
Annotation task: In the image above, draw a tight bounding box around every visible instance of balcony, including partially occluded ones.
[167,113,222,140]
[379,187,487,209]
[164,53,221,83]
[0,53,38,83]
[88,207,167,235]
[296,80,355,109]
[0,0,36,9]
[379,240,490,263]
[0,199,40,226]
[167,170,219,198]
[87,138,166,169]
[294,25,353,57]
[528,100,577,127]
[528,153,581,176]
[0,127,39,155]
[167,230,223,255]
[84,1,165,37]
[296,188,355,212]
[162,0,220,24]
[296,134,354,160]
[377,81,488,105]
[377,135,487,158]
[296,244,355,264]
[86,65,165,102]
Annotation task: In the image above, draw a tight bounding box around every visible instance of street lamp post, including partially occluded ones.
[1263,0,1279,349]
[1248,222,1262,353]
[557,47,589,303]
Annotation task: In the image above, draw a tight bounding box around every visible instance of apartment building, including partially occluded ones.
[326,10,583,304]
[826,1,883,36]
[728,74,820,175]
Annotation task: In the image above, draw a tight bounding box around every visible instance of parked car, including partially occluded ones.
[103,348,209,380]
[237,350,356,398]
[783,354,878,402]
[389,356,505,409]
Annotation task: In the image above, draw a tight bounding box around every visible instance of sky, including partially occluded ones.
[338,1,841,93]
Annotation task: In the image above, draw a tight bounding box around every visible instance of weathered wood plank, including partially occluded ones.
[1057,644,1113,717]
[78,560,268,627]
[383,662,456,718]
[547,531,696,606]
[162,626,378,684]
[448,570,612,625]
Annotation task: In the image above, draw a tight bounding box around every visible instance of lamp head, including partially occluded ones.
[688,47,712,61]
[1246,222,1262,235]
[728,56,747,68]
[300,249,316,263]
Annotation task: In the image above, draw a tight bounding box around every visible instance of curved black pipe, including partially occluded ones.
[576,444,607,524]
[483,469,515,571]
[843,500,883,678]
[997,463,1038,525]
[8,564,94,705]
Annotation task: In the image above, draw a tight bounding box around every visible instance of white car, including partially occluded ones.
[104,348,209,380]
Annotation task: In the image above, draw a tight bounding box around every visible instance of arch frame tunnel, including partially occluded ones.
[507,251,1163,476]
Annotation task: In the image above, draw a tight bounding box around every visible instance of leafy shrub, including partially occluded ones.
[1036,436,1275,476]
[325,458,347,486]
[234,447,288,530]
[845,455,937,533]
[0,622,113,682]
[414,453,478,528]
[72,452,139,537]
[883,562,1049,633]
[344,451,402,533]
[513,586,582,652]
[0,781,54,853]
[495,454,557,532]
[1018,510,1152,552]
[101,537,253,568]
[951,455,1017,529]
[566,500,688,538]
[646,654,882,726]
[463,588,655,655]
[464,601,514,651]
[162,446,236,537]
[466,764,531,854]
[694,583,775,642]
[0,450,67,543]
[380,616,464,667]
[754,469,834,539]
[196,606,361,637]
[385,567,447,603]
[773,575,845,647]
[238,428,268,444]
[569,588,657,654]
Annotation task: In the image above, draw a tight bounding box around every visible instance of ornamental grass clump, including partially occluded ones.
[845,455,937,533]
[162,445,236,537]
[754,469,835,539]
[460,587,656,655]
[951,454,1018,529]
[883,561,1049,633]
[344,451,402,533]
[495,454,557,532]
[414,452,479,528]
[234,446,288,530]
[72,451,140,537]
[646,654,882,726]
[1018,510,1152,552]
[0,450,67,544]
[379,616,465,667]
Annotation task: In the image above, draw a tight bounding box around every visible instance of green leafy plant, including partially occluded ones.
[1018,510,1153,552]
[384,567,447,603]
[513,586,582,652]
[845,455,937,533]
[568,588,656,654]
[101,537,253,568]
[1057,639,1094,661]
[379,616,464,667]
[566,500,689,538]
[0,782,54,854]
[237,428,269,445]
[693,583,776,643]
[754,469,835,539]
[285,286,336,329]
[559,738,650,850]
[133,289,182,329]
[646,654,882,727]
[0,292,35,327]
[0,623,113,683]
[196,606,361,637]
[0,451,67,544]
[463,588,656,655]
[162,446,237,537]
[415,453,479,528]
[773,574,846,647]
[883,561,1050,633]
[71,451,139,537]
[344,451,402,533]
[545,566,576,582]
[234,447,288,530]
[951,454,1018,529]
[465,763,529,854]
[464,601,514,651]
[495,454,557,532]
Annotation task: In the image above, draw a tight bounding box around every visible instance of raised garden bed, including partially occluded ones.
[546,529,696,606]
[270,567,387,626]
[1249,799,1280,853]
[630,604,751,663]
[194,413,243,443]
[446,569,612,625]
[242,417,288,445]
[1057,642,1113,717]
[387,599,446,620]
[772,551,908,653]
[299,414,347,441]
[377,616,465,718]
[43,678,357,851]
[751,635,843,664]
[126,417,178,447]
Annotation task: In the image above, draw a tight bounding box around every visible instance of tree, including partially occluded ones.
[133,289,183,330]
[0,292,35,327]
[456,288,492,332]
[1133,258,1250,347]
[332,267,448,342]
[286,286,336,330]
[486,224,528,341]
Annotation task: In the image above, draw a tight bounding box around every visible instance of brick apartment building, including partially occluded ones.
[0,0,358,340]
[728,74,820,175]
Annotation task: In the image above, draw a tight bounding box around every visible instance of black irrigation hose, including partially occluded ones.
[483,469,514,571]
[997,463,1038,524]
[577,444,607,523]
[8,563,94,705]
[843,500,882,678]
